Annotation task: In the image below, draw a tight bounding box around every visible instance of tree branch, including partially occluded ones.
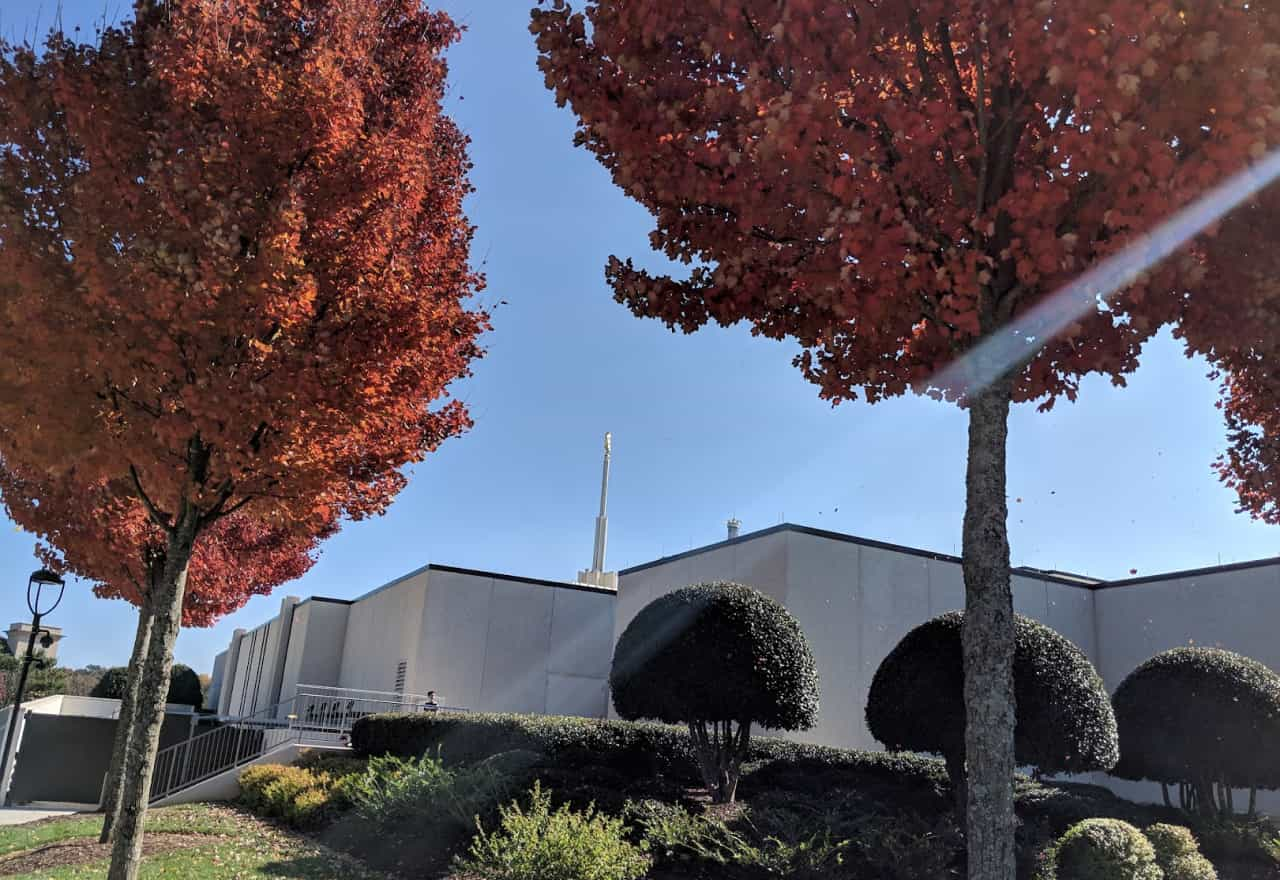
[129,464,174,534]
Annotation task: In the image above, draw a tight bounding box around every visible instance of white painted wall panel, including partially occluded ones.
[926,559,966,616]
[416,570,494,706]
[549,588,614,681]
[477,579,555,714]
[338,572,427,694]
[782,531,863,747]
[546,673,609,717]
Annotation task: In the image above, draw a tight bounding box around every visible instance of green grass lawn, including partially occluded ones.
[0,804,390,879]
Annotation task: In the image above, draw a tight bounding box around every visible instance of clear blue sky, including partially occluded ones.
[1,1,1276,676]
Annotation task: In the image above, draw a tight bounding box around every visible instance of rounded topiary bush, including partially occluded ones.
[1144,824,1216,880]
[90,667,130,700]
[167,664,204,709]
[866,611,1118,802]
[91,663,203,709]
[1112,647,1280,812]
[1044,818,1163,880]
[610,582,819,802]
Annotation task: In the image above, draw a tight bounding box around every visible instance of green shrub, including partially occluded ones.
[1186,815,1280,866]
[625,795,956,880]
[1041,818,1163,880]
[238,764,291,812]
[351,711,697,780]
[867,612,1118,802]
[167,664,204,710]
[624,799,760,867]
[294,749,367,779]
[1112,648,1280,806]
[1015,781,1161,837]
[343,752,511,831]
[460,781,649,880]
[840,812,961,880]
[237,758,363,828]
[610,582,820,802]
[286,786,333,828]
[350,709,954,815]
[1144,824,1216,880]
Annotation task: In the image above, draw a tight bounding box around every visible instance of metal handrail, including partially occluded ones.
[148,697,297,803]
[147,686,470,803]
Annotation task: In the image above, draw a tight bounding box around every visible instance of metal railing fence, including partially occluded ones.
[147,685,467,803]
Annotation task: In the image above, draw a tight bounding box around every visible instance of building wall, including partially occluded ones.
[206,650,227,714]
[415,568,614,716]
[222,597,300,718]
[278,599,350,708]
[337,569,429,695]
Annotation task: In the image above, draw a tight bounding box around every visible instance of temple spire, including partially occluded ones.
[578,432,618,590]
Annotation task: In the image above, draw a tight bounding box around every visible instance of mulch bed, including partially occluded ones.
[0,831,209,876]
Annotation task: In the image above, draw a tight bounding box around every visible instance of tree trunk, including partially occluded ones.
[686,720,750,804]
[107,519,197,880]
[947,751,968,822]
[99,593,156,844]
[961,376,1017,880]
[1194,778,1216,818]
[1160,782,1172,809]
[1249,786,1257,816]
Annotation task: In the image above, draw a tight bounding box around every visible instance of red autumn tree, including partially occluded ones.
[0,465,331,841]
[531,2,1280,875]
[0,0,485,875]
[1174,193,1280,525]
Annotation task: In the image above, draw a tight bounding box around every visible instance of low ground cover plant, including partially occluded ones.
[341,751,511,831]
[459,781,650,880]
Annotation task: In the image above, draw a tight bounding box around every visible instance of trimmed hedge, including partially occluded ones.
[609,582,819,732]
[1042,818,1162,880]
[866,611,1118,786]
[350,710,948,784]
[351,711,698,780]
[350,710,961,817]
[1112,647,1280,795]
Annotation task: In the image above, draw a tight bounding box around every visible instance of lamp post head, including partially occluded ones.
[28,569,63,590]
[26,568,66,618]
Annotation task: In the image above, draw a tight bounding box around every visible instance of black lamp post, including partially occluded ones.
[0,569,65,802]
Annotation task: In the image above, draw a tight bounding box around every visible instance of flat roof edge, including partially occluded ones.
[619,523,1098,588]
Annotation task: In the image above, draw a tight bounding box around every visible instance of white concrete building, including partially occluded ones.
[209,521,1280,809]
[212,564,616,722]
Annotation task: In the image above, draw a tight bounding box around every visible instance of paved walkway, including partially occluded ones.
[0,807,79,825]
